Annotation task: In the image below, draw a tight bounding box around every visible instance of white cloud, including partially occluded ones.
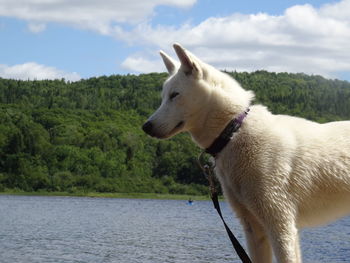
[0,62,81,81]
[0,0,196,34]
[1,0,349,79]
[121,56,163,73]
[27,22,46,33]
[117,0,350,78]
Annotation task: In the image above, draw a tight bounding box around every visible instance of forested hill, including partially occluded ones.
[0,71,350,195]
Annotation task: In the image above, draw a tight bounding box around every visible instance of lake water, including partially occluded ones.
[0,195,349,263]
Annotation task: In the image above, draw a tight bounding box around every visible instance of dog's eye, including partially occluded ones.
[169,92,179,100]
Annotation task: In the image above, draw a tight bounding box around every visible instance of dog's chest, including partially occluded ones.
[214,155,251,204]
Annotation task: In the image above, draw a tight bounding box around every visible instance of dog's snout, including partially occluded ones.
[142,121,153,135]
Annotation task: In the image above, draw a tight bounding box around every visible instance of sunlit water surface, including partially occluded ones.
[0,195,349,262]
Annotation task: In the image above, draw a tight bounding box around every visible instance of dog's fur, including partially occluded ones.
[142,43,350,263]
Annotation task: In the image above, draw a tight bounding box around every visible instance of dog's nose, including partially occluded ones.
[142,121,153,135]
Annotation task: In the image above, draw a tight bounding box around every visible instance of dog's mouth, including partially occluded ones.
[174,121,185,130]
[158,121,185,139]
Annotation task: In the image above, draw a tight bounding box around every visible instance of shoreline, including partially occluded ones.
[0,190,212,201]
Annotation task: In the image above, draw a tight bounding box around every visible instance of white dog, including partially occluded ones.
[142,43,350,263]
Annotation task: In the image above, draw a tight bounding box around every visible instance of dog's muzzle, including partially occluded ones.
[142,121,154,136]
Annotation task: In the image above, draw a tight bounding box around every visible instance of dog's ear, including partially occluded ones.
[173,43,202,78]
[159,50,179,74]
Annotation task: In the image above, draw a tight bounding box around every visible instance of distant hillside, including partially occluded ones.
[0,71,349,194]
[230,71,350,122]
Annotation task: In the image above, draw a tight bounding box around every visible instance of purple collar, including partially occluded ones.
[205,108,250,157]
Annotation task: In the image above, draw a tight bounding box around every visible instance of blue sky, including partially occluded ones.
[0,0,349,81]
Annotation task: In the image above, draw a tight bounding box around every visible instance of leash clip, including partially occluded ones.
[197,151,217,197]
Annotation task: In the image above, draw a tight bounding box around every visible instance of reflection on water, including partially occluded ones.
[0,195,349,262]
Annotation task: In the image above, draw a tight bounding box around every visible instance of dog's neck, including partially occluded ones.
[188,97,249,150]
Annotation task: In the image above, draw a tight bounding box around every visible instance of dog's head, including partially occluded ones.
[142,43,211,139]
[142,43,253,141]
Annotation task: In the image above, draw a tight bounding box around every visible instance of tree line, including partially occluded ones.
[0,71,349,195]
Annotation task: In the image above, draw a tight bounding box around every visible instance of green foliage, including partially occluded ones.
[0,71,349,195]
[230,71,350,122]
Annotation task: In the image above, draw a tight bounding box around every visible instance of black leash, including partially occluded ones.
[195,109,252,262]
[198,152,252,263]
